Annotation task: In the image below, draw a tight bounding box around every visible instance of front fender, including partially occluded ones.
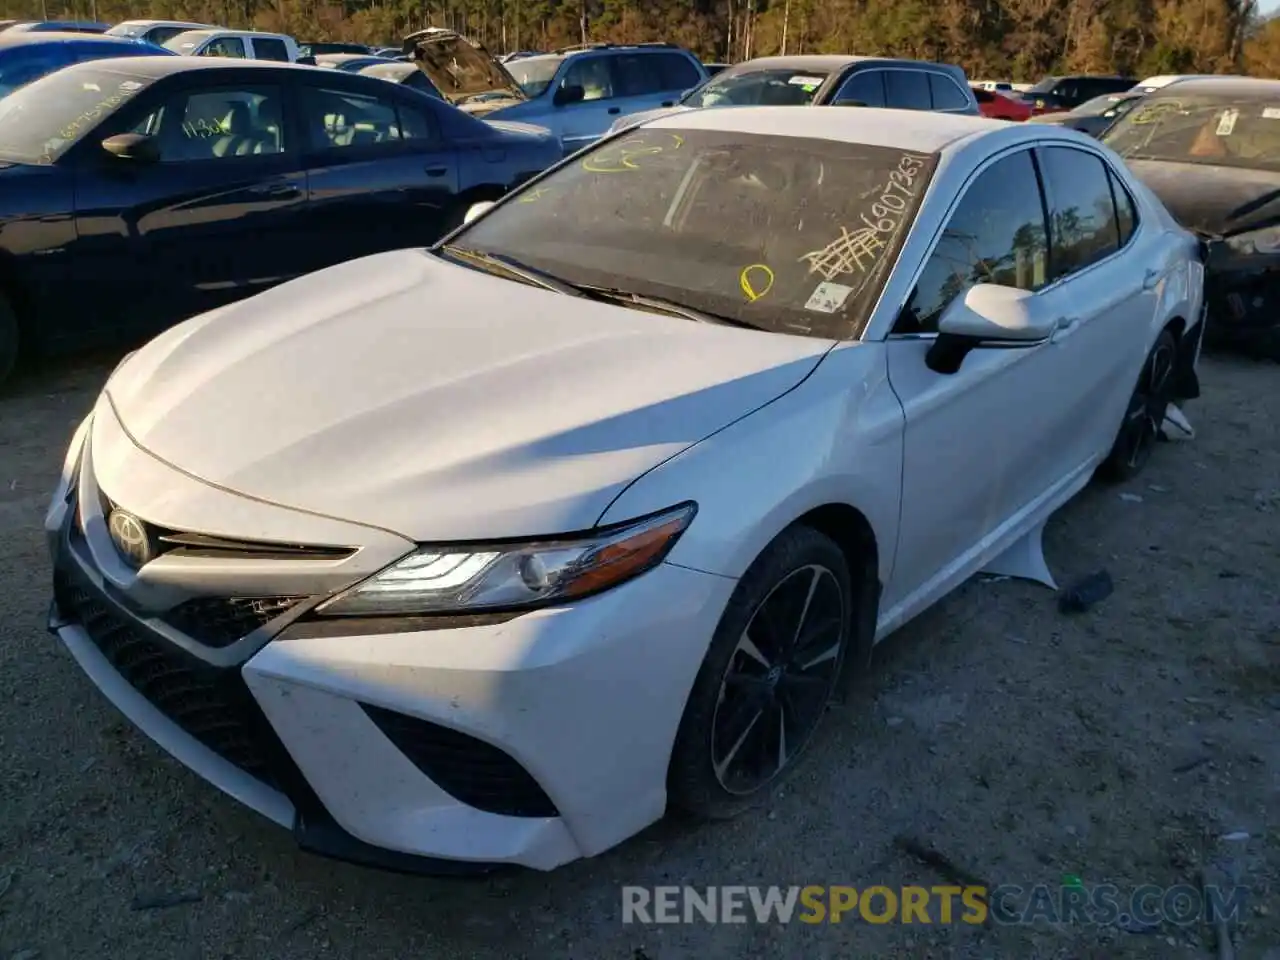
[598,342,904,585]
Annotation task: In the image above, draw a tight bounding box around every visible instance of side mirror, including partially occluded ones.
[463,200,496,224]
[926,284,1055,374]
[101,133,160,163]
[553,83,585,107]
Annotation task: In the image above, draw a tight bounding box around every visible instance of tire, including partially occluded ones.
[668,525,854,820]
[0,291,19,391]
[1098,327,1178,483]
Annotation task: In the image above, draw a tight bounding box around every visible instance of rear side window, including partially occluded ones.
[834,69,886,107]
[929,74,970,110]
[1108,168,1138,245]
[253,38,290,62]
[613,54,664,96]
[1039,146,1121,280]
[884,69,931,110]
[654,52,701,91]
[972,87,993,103]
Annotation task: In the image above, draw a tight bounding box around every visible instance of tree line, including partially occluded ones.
[5,0,1280,82]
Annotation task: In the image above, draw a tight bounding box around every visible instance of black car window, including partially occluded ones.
[884,69,931,110]
[203,37,247,58]
[253,37,290,62]
[654,52,701,91]
[560,56,614,101]
[145,26,188,45]
[1108,168,1138,245]
[897,149,1049,335]
[397,101,440,143]
[300,86,405,150]
[613,54,664,97]
[929,73,970,111]
[972,86,993,104]
[833,69,886,107]
[132,86,286,161]
[1039,146,1121,281]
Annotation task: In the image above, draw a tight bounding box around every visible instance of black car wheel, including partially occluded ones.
[1100,327,1178,482]
[668,525,853,819]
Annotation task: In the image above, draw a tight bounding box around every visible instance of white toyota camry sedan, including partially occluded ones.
[47,107,1205,874]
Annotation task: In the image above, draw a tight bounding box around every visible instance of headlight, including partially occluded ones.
[1225,225,1280,256]
[316,502,697,617]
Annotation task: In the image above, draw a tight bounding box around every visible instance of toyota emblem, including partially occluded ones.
[107,509,155,568]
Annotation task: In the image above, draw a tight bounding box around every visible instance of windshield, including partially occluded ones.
[0,66,153,163]
[1103,92,1280,172]
[1027,77,1060,94]
[105,23,145,37]
[450,129,937,339]
[507,56,561,97]
[681,68,829,108]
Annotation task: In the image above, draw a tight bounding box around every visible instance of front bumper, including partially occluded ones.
[46,411,736,873]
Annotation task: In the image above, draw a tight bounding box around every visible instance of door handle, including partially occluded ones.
[1142,268,1162,290]
[607,106,621,115]
[424,166,448,177]
[1051,315,1079,343]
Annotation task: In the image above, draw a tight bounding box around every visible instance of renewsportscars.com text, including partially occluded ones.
[621,884,1248,926]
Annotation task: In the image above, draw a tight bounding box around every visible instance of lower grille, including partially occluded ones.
[362,704,559,818]
[163,596,305,648]
[54,573,285,792]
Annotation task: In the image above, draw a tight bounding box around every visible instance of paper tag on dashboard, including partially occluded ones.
[1263,107,1280,119]
[805,281,854,313]
[1216,109,1239,136]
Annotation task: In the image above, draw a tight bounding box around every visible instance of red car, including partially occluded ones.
[972,86,1032,121]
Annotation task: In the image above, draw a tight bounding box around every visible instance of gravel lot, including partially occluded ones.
[0,350,1276,960]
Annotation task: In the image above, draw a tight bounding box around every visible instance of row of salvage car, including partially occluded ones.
[16,34,1279,878]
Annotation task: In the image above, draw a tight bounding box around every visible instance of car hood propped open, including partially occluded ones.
[1126,159,1280,238]
[401,27,525,112]
[105,250,833,542]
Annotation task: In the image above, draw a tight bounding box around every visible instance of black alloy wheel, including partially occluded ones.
[669,526,855,819]
[1100,327,1178,482]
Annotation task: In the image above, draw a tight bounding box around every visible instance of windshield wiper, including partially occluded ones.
[575,284,763,329]
[438,245,586,297]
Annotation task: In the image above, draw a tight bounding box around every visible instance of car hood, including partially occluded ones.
[401,28,526,107]
[105,250,832,542]
[1124,159,1280,238]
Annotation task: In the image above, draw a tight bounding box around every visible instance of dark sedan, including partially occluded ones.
[1102,77,1280,360]
[0,31,173,98]
[0,57,562,384]
[1028,91,1144,137]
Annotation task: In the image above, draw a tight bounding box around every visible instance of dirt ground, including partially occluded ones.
[0,350,1275,960]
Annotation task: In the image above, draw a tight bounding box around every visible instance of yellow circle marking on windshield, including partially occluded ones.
[582,133,680,172]
[740,264,775,302]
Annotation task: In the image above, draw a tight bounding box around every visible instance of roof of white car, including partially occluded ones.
[644,105,1053,153]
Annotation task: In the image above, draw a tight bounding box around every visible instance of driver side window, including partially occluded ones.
[895,149,1050,335]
